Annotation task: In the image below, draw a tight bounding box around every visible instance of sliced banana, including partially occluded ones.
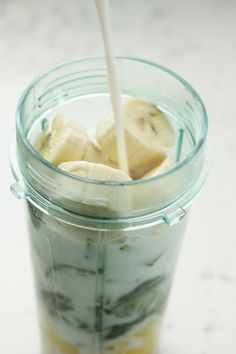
[58,161,132,182]
[142,157,175,179]
[35,115,88,166]
[104,158,119,169]
[83,139,105,164]
[96,98,176,179]
[58,161,132,214]
[82,139,119,170]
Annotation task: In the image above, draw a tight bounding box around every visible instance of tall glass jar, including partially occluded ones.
[10,57,208,354]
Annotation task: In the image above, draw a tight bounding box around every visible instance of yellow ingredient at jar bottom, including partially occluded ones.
[40,310,158,354]
[41,322,79,354]
[104,320,158,354]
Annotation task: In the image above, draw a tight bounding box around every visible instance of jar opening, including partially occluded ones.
[13,56,208,220]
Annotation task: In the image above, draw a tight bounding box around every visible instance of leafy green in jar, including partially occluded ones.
[145,254,162,267]
[28,201,45,229]
[103,274,169,339]
[41,290,73,314]
[104,275,167,320]
[85,238,95,259]
[46,264,97,278]
[103,319,141,340]
[40,290,94,330]
[106,275,167,315]
[119,244,129,251]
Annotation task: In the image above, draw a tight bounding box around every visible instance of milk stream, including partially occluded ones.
[95,0,129,175]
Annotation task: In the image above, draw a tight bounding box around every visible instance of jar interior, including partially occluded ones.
[28,93,194,166]
[15,57,207,222]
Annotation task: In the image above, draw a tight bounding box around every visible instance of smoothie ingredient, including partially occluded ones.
[34,98,176,182]
[96,98,175,179]
[39,274,168,340]
[41,291,74,314]
[58,161,131,182]
[104,320,157,354]
[41,320,79,354]
[83,139,106,164]
[28,194,186,353]
[119,244,129,251]
[104,275,167,322]
[46,264,97,278]
[95,0,129,175]
[28,202,45,229]
[145,254,162,267]
[83,140,119,169]
[40,290,90,330]
[142,157,175,179]
[35,115,88,166]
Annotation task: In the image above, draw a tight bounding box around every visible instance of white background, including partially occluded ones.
[1,0,236,353]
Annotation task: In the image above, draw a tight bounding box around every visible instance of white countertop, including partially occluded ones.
[0,0,235,353]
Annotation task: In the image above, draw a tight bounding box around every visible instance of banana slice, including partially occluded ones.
[58,161,131,182]
[142,157,175,179]
[58,161,132,214]
[96,98,175,179]
[83,139,106,164]
[35,115,88,166]
[82,139,120,171]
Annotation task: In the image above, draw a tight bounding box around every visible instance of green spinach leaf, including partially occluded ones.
[46,264,96,278]
[41,290,73,314]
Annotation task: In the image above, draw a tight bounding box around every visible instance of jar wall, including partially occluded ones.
[27,199,187,354]
[11,57,208,354]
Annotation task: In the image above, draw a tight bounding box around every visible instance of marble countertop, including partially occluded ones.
[1,0,235,353]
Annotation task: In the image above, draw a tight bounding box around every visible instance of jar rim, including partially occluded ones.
[16,56,208,187]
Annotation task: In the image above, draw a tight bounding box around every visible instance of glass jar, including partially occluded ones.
[10,57,208,354]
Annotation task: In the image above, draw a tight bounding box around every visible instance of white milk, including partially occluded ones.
[95,0,129,174]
